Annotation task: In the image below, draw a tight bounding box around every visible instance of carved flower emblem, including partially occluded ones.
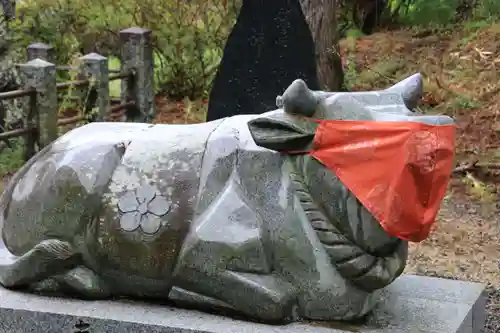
[117,184,171,234]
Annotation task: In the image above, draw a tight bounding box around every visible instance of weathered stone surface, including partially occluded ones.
[26,43,56,63]
[0,273,486,333]
[206,0,319,121]
[0,0,15,20]
[0,73,456,323]
[18,58,58,148]
[80,52,110,121]
[119,27,155,122]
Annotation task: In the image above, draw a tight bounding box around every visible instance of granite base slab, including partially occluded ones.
[0,275,486,333]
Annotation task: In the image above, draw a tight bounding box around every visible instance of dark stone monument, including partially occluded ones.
[206,0,319,121]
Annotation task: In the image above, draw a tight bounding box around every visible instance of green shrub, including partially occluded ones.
[0,139,24,177]
[11,0,241,99]
[473,0,500,20]
[388,0,500,27]
[404,0,459,26]
[338,0,500,32]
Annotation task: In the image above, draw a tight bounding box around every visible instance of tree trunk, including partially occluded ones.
[359,0,387,35]
[299,0,344,91]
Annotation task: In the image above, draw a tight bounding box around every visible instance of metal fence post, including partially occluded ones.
[119,27,155,123]
[27,43,55,62]
[18,59,58,150]
[80,53,109,121]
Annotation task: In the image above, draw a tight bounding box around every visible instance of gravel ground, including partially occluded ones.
[485,285,499,333]
[405,191,499,333]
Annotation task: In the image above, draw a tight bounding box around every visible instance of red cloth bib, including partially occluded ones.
[290,120,456,242]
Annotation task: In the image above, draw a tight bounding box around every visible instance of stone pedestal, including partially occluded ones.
[0,275,485,333]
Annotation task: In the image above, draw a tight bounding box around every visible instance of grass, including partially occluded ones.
[0,140,24,178]
[0,139,24,193]
[108,56,122,97]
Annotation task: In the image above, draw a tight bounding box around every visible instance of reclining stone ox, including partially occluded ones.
[0,73,455,323]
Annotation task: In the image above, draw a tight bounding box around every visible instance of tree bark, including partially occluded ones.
[299,0,344,91]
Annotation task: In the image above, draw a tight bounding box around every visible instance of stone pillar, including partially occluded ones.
[119,27,155,123]
[24,44,56,148]
[1,0,16,20]
[18,59,58,149]
[27,43,56,62]
[80,53,110,121]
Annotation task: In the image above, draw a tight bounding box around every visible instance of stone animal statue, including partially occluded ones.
[0,73,454,323]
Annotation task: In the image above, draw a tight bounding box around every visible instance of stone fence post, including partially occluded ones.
[1,0,16,20]
[17,59,58,150]
[80,53,110,121]
[119,27,155,123]
[27,43,56,62]
[23,44,56,155]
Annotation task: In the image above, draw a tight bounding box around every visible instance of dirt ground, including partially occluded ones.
[336,23,500,282]
[340,23,500,331]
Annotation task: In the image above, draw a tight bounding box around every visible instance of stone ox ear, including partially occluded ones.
[247,116,315,152]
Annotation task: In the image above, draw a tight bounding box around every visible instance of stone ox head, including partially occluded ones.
[244,72,454,289]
